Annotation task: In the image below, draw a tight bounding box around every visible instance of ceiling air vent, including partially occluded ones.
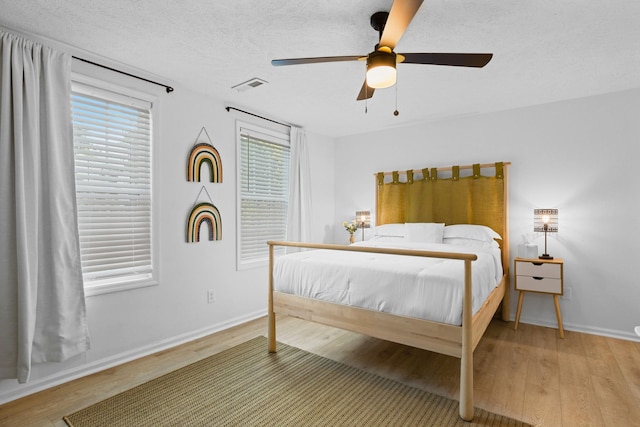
[231,78,268,92]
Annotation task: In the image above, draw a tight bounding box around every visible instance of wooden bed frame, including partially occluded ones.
[267,162,510,421]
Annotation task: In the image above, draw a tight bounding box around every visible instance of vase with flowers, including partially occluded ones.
[342,221,358,244]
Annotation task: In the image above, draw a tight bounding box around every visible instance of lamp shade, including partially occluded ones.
[534,209,558,232]
[355,210,371,228]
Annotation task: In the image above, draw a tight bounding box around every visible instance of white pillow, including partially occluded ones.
[373,223,405,237]
[443,224,502,242]
[405,223,445,244]
[443,237,499,249]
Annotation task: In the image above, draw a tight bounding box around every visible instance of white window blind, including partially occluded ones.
[71,86,153,289]
[238,126,290,266]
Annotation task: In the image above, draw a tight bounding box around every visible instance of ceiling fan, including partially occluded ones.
[271,0,492,101]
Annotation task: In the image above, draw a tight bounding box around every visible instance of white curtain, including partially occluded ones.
[0,30,90,383]
[286,126,312,244]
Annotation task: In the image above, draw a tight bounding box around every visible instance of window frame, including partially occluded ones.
[235,121,290,270]
[71,73,159,296]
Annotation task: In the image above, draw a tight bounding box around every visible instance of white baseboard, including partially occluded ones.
[0,310,267,405]
[510,315,640,342]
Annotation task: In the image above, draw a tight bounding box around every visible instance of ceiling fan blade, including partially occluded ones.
[356,80,375,100]
[379,0,424,50]
[401,53,493,67]
[272,55,362,66]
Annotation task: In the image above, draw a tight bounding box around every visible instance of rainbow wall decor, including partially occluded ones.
[186,202,222,242]
[187,142,222,183]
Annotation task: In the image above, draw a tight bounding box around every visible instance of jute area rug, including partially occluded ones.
[64,336,529,426]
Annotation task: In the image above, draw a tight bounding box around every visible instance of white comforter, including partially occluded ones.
[273,239,503,325]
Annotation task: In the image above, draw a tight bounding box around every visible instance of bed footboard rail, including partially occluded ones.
[267,240,479,260]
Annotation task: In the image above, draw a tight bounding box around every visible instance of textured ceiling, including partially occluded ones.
[1,0,639,138]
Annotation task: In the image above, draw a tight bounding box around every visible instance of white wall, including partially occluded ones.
[0,63,336,403]
[333,88,640,340]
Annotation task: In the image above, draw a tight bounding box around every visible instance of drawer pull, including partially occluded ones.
[533,276,543,280]
[532,262,543,266]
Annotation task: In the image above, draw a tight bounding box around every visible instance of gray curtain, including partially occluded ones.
[0,30,90,383]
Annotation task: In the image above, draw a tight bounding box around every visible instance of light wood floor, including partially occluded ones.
[2,316,640,426]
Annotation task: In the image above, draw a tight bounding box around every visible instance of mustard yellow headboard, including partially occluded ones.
[375,162,510,269]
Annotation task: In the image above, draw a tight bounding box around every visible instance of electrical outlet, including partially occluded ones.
[207,289,215,304]
[562,287,572,301]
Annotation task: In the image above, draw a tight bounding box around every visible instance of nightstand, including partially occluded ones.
[514,257,564,338]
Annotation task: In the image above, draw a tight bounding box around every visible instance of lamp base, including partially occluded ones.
[539,254,554,260]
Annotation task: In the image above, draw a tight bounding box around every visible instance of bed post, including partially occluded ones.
[460,258,474,421]
[501,163,511,322]
[268,243,277,353]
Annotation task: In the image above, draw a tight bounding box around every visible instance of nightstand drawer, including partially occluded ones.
[515,276,562,294]
[516,261,561,279]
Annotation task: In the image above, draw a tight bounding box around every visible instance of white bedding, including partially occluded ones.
[273,237,503,325]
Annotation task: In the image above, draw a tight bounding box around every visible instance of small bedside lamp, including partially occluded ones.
[534,209,558,259]
[355,210,370,241]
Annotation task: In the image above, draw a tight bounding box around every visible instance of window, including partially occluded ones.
[237,122,290,268]
[71,78,156,295]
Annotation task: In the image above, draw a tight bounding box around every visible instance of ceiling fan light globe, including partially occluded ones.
[366,66,396,88]
[366,50,397,89]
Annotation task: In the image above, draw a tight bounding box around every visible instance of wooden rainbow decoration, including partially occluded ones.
[186,202,222,242]
[187,142,222,183]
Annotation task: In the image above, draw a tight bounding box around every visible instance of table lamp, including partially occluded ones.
[355,210,370,241]
[534,208,558,259]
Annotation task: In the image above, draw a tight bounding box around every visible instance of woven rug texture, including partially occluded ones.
[64,336,529,426]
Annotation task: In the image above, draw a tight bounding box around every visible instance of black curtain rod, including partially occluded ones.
[72,56,174,93]
[225,106,291,128]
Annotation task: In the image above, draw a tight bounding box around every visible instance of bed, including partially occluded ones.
[267,161,510,421]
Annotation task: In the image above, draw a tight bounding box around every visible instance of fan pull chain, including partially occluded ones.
[394,79,399,116]
[363,66,368,114]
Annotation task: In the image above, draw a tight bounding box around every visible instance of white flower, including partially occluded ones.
[343,221,358,234]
